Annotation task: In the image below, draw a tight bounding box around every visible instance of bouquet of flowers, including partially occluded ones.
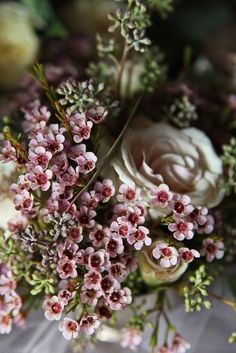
[0,1,236,352]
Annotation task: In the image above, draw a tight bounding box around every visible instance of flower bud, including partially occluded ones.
[139,239,188,286]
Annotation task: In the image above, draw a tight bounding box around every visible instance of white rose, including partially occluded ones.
[0,162,19,230]
[0,2,40,90]
[112,120,224,210]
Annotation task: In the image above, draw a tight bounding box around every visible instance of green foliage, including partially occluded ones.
[140,48,164,93]
[108,2,151,53]
[183,265,213,312]
[222,138,236,195]
[147,0,173,17]
[166,95,198,128]
[26,271,55,295]
[21,0,67,38]
[229,332,236,344]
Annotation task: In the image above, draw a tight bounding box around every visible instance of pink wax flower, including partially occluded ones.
[168,219,194,241]
[121,327,142,351]
[152,242,179,268]
[0,315,12,334]
[171,334,191,353]
[79,313,100,335]
[26,166,53,191]
[127,226,152,250]
[89,225,110,248]
[84,271,102,291]
[171,194,193,216]
[59,318,79,340]
[107,287,132,310]
[43,296,64,321]
[117,184,140,203]
[201,238,224,262]
[76,206,96,228]
[150,183,173,208]
[105,233,124,258]
[56,258,77,279]
[86,106,108,124]
[94,179,115,203]
[178,247,200,263]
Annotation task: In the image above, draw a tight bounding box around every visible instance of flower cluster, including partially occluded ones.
[149,183,224,268]
[38,182,149,340]
[0,263,24,334]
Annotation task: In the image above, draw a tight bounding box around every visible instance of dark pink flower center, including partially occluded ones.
[177,222,188,232]
[68,321,78,331]
[158,191,169,203]
[182,251,193,261]
[62,263,73,274]
[162,248,172,257]
[52,302,62,314]
[102,187,112,198]
[125,189,136,200]
[174,202,185,213]
[206,243,216,253]
[36,174,47,185]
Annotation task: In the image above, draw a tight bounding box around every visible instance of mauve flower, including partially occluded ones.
[58,289,73,305]
[14,189,34,212]
[68,226,83,243]
[109,262,127,281]
[79,313,100,335]
[80,289,101,306]
[107,287,132,310]
[201,238,224,262]
[178,247,200,263]
[171,194,193,217]
[171,334,191,353]
[0,315,12,334]
[76,206,96,228]
[168,219,194,241]
[117,184,140,203]
[127,226,152,250]
[150,183,173,208]
[28,146,52,170]
[89,225,110,248]
[43,296,64,321]
[56,258,77,279]
[110,220,131,239]
[105,233,124,258]
[69,112,93,143]
[111,121,224,216]
[196,214,215,234]
[86,106,108,124]
[94,179,115,203]
[59,318,79,340]
[121,327,142,351]
[152,242,179,268]
[26,166,53,191]
[0,141,17,163]
[101,275,119,294]
[84,271,102,290]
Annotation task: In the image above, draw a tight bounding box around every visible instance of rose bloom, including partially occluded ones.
[111,121,224,215]
[139,239,188,285]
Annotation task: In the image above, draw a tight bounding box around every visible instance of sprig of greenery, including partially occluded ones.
[229,332,236,344]
[222,137,236,195]
[183,265,213,312]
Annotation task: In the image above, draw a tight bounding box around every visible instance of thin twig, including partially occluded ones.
[68,95,142,209]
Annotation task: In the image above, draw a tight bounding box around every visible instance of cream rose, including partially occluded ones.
[112,121,224,210]
[139,240,188,285]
